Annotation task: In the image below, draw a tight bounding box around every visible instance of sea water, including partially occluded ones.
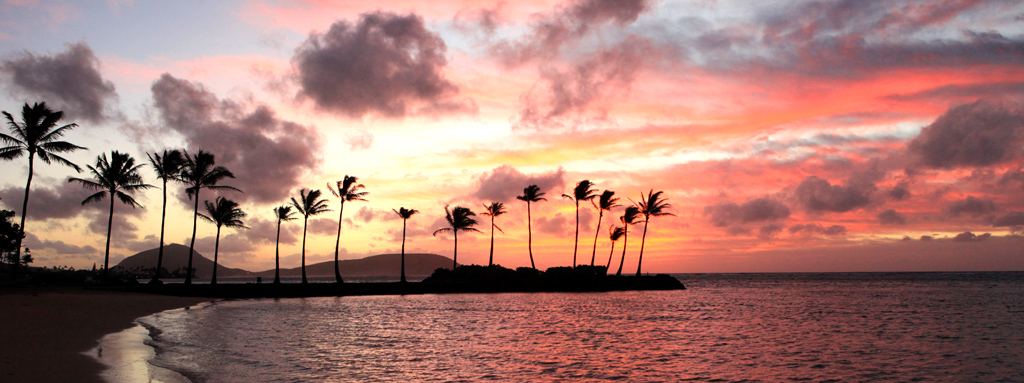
[124,272,1023,382]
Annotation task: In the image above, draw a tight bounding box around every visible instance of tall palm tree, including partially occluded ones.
[68,151,153,274]
[615,206,642,277]
[605,225,626,271]
[291,189,331,284]
[146,149,185,284]
[590,190,620,266]
[180,150,238,285]
[327,176,368,284]
[562,180,598,268]
[432,205,481,270]
[516,185,546,270]
[634,190,675,276]
[480,202,506,267]
[392,207,418,283]
[198,197,247,285]
[1,102,86,268]
[273,205,296,284]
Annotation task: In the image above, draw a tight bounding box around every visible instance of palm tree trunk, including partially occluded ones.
[103,194,115,275]
[15,153,35,273]
[333,202,345,283]
[636,220,649,276]
[590,211,603,267]
[616,228,628,277]
[154,178,168,283]
[274,219,281,284]
[452,230,458,270]
[400,218,407,283]
[211,226,221,285]
[572,202,579,267]
[488,217,494,267]
[301,216,309,284]
[185,192,200,285]
[606,241,616,270]
[527,202,535,269]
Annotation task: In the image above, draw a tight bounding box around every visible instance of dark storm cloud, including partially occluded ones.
[886,82,1024,103]
[908,100,1024,169]
[952,231,991,242]
[993,212,1024,227]
[888,182,911,201]
[471,165,566,203]
[758,223,784,240]
[23,232,97,255]
[0,183,83,220]
[704,197,790,227]
[788,223,847,236]
[877,209,908,225]
[0,42,116,123]
[151,74,322,204]
[293,12,474,118]
[793,176,874,213]
[945,196,998,217]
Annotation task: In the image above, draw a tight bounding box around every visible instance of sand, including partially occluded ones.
[0,287,211,383]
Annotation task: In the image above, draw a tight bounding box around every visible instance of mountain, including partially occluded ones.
[115,244,251,277]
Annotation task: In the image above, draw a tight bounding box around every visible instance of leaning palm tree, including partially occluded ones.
[516,185,546,269]
[634,190,675,276]
[392,207,418,283]
[615,206,643,277]
[480,202,506,267]
[432,205,481,270]
[146,149,185,284]
[327,176,368,283]
[68,151,153,274]
[605,225,626,271]
[291,189,331,284]
[180,150,239,285]
[272,205,296,284]
[1,102,86,268]
[562,180,598,268]
[198,197,247,285]
[590,190,620,266]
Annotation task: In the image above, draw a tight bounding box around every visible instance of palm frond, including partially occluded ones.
[115,191,144,209]
[0,146,25,160]
[81,191,108,205]
[432,228,452,236]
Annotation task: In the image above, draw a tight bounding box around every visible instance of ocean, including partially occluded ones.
[99,272,1024,382]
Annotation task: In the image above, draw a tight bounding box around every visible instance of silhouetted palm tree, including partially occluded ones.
[605,225,626,270]
[69,151,153,274]
[516,185,546,269]
[147,149,185,284]
[180,150,238,285]
[590,190,620,266]
[393,207,418,283]
[616,206,642,277]
[291,189,330,284]
[198,197,247,285]
[1,102,86,268]
[480,202,506,267]
[273,205,296,284]
[562,180,598,268]
[328,176,368,284]
[433,205,481,270]
[634,190,674,276]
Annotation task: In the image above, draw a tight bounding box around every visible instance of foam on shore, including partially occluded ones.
[86,307,202,383]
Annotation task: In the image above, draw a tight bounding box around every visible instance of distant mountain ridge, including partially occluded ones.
[115,244,453,278]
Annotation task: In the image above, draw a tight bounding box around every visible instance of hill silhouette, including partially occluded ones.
[116,244,251,277]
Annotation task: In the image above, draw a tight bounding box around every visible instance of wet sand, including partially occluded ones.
[0,287,210,383]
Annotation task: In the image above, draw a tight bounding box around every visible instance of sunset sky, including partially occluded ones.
[1,0,1022,273]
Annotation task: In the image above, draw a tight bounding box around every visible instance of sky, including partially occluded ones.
[1,0,1023,273]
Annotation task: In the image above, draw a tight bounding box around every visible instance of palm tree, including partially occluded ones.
[634,190,675,276]
[590,190,620,266]
[562,180,598,268]
[605,225,626,271]
[198,197,247,284]
[516,185,546,269]
[273,205,296,284]
[68,151,153,274]
[392,207,418,283]
[432,205,481,270]
[180,150,239,285]
[615,206,642,277]
[290,189,331,284]
[146,149,185,284]
[480,202,506,267]
[1,102,86,268]
[327,176,368,283]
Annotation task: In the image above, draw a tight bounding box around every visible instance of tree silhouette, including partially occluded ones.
[290,188,330,284]
[433,205,481,270]
[180,150,239,285]
[146,149,185,284]
[605,225,626,270]
[198,197,247,285]
[327,176,368,284]
[273,205,296,284]
[480,202,506,267]
[590,190,620,266]
[392,207,418,283]
[634,190,674,276]
[562,180,598,268]
[615,206,642,277]
[516,185,546,269]
[1,102,86,270]
[69,151,153,274]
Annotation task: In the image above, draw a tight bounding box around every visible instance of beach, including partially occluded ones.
[0,287,210,383]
